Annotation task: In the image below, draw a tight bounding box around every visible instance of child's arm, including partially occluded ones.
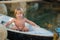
[25,18,38,26]
[5,19,14,27]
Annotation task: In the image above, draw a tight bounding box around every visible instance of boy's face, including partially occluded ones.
[16,10,23,18]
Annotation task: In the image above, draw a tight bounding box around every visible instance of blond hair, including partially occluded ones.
[14,8,24,16]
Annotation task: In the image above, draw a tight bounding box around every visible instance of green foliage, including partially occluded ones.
[26,3,57,28]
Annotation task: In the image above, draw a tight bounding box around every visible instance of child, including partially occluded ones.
[5,8,39,32]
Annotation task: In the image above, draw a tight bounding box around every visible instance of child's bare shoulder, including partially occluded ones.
[24,18,27,20]
[10,18,16,22]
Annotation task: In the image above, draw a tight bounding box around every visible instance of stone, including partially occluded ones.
[0,4,7,15]
[0,24,7,40]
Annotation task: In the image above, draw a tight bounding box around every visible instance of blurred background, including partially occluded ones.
[0,0,60,31]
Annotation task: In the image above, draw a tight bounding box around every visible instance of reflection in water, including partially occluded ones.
[0,4,7,15]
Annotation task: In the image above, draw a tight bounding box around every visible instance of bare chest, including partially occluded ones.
[14,19,25,27]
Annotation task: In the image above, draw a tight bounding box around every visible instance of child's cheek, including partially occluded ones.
[20,14,23,17]
[16,14,23,17]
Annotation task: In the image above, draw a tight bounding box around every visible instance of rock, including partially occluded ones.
[0,4,7,15]
[0,24,7,40]
[58,37,60,40]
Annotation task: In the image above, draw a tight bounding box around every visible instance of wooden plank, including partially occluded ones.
[0,1,20,3]
[0,0,42,3]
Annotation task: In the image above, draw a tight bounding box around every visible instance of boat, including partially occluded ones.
[0,14,54,40]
